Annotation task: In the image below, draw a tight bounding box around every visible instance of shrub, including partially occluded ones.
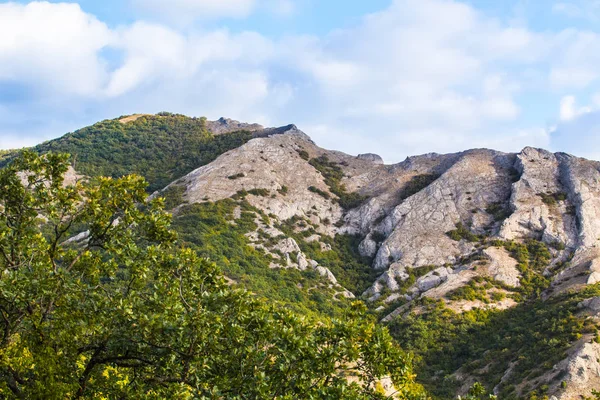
[446,223,483,242]
[228,172,245,180]
[398,174,439,201]
[296,149,310,160]
[308,185,330,199]
[248,188,270,197]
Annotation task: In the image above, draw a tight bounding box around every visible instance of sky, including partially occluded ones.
[2,0,600,162]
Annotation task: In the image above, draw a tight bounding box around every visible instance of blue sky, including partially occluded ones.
[2,0,600,161]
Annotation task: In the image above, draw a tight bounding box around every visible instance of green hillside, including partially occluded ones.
[3,113,254,192]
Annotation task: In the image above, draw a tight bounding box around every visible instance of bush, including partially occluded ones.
[308,185,331,199]
[446,223,483,243]
[538,192,568,206]
[248,188,270,197]
[228,172,245,180]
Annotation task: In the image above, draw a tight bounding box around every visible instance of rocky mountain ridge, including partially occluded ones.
[10,113,600,399]
[154,118,600,399]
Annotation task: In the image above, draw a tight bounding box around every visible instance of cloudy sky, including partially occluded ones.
[1,0,600,162]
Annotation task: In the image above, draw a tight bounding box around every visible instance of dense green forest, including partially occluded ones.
[1,114,255,192]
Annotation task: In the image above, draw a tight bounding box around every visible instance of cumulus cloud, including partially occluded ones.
[2,0,600,161]
[0,2,113,97]
[275,0,546,158]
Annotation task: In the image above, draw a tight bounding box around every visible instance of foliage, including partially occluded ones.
[398,174,439,202]
[275,217,379,296]
[228,173,245,180]
[485,202,511,222]
[2,114,255,192]
[447,277,496,303]
[446,223,484,243]
[159,184,187,210]
[395,266,438,296]
[499,239,552,298]
[537,192,568,206]
[388,284,600,399]
[309,155,367,210]
[584,389,600,400]
[296,149,310,161]
[308,185,331,199]
[0,152,427,399]
[457,383,497,399]
[247,188,270,197]
[171,199,353,318]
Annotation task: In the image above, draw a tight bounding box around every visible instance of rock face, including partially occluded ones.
[483,247,521,287]
[206,117,264,135]
[546,342,600,400]
[357,153,384,165]
[150,120,600,399]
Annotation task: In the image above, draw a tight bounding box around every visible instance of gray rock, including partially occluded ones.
[316,266,338,285]
[357,153,384,165]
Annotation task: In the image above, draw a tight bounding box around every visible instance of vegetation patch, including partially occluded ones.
[296,149,310,160]
[538,191,568,206]
[3,114,255,192]
[172,199,353,318]
[247,188,270,197]
[446,223,484,243]
[485,201,512,222]
[308,185,331,199]
[398,174,440,202]
[159,184,187,210]
[492,239,552,299]
[228,172,245,180]
[276,217,379,295]
[309,155,368,210]
[447,276,500,303]
[388,284,600,399]
[277,185,289,195]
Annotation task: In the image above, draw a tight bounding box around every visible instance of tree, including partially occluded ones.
[457,383,497,400]
[0,152,426,399]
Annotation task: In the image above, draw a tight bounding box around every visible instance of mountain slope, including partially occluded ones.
[2,113,275,192]
[154,120,600,399]
[9,113,600,399]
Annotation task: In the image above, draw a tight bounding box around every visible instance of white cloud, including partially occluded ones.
[559,95,593,121]
[0,2,113,96]
[3,0,600,162]
[275,0,542,157]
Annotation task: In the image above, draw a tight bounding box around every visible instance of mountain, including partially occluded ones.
[9,113,600,399]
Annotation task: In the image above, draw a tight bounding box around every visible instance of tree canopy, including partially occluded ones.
[1,115,255,193]
[0,152,426,399]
